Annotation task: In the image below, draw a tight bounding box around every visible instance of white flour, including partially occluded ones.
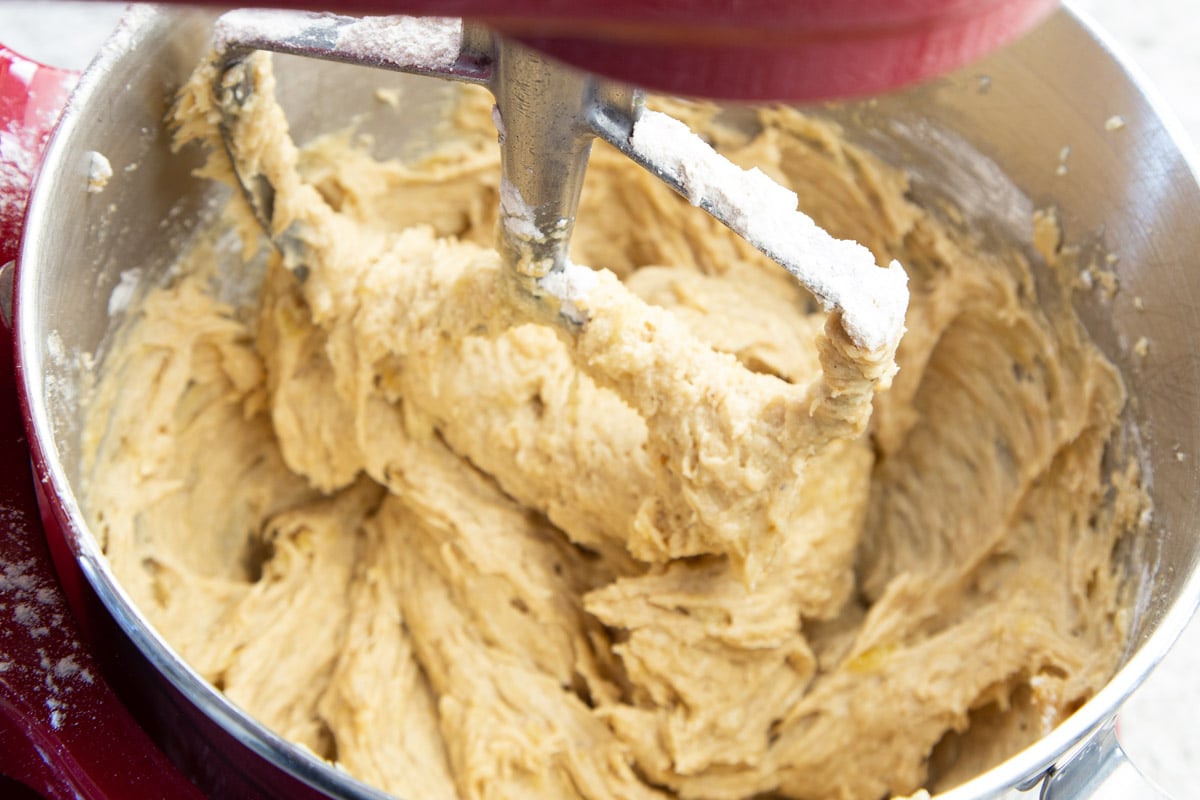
[212,9,327,51]
[107,267,141,316]
[537,260,599,324]
[85,149,112,193]
[335,16,463,70]
[0,551,97,731]
[629,110,908,352]
[213,10,463,73]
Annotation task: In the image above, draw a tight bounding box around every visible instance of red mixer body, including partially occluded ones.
[480,0,1061,100]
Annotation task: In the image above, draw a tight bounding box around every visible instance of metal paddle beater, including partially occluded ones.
[207,9,907,349]
[197,9,910,582]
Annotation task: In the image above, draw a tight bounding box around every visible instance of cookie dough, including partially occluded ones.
[82,52,1142,800]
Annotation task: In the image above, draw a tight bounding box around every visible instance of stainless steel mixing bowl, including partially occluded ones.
[13,5,1200,798]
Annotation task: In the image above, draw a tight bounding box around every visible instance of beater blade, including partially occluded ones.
[206,9,906,351]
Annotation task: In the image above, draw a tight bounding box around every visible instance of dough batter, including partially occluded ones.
[82,52,1143,800]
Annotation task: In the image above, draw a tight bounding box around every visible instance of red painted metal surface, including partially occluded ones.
[0,43,204,800]
[498,0,1060,100]
[0,46,74,269]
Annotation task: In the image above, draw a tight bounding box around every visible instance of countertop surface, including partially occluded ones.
[2,1,1198,797]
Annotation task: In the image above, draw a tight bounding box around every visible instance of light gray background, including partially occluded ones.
[2,1,1197,796]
